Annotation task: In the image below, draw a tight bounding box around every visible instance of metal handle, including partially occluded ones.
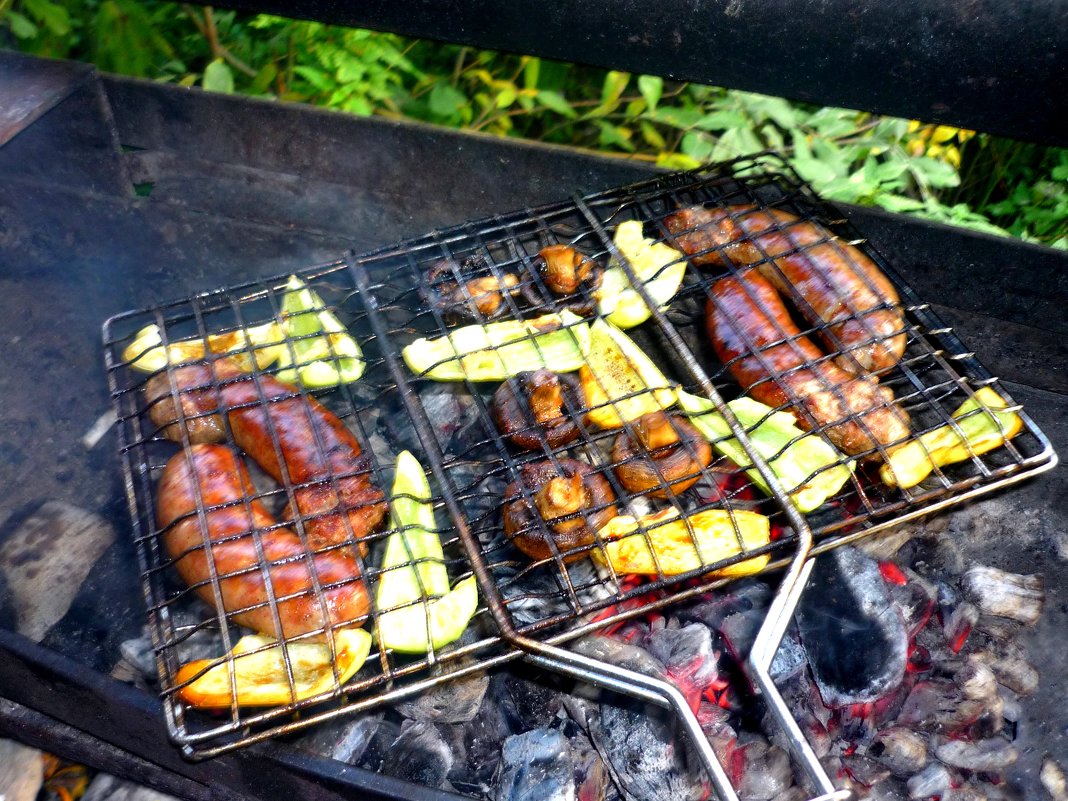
[523,645,740,801]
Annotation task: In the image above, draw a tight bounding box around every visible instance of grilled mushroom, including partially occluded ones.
[521,244,602,313]
[502,458,617,562]
[612,411,712,499]
[425,256,519,321]
[492,369,583,450]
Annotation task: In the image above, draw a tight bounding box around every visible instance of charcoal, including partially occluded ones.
[796,547,908,707]
[769,789,809,801]
[356,717,402,771]
[934,737,1018,771]
[570,726,611,801]
[0,738,43,801]
[501,672,564,732]
[998,687,1021,724]
[295,711,384,764]
[886,569,936,638]
[495,728,574,801]
[841,752,892,789]
[978,646,1039,696]
[962,566,1045,625]
[584,697,707,801]
[379,720,454,789]
[896,679,987,734]
[897,530,964,579]
[739,742,792,801]
[683,579,773,632]
[944,787,990,801]
[646,623,718,688]
[768,628,807,683]
[1041,757,1068,801]
[395,671,489,723]
[954,655,999,701]
[942,601,980,653]
[866,778,911,801]
[462,682,512,789]
[906,762,951,800]
[569,635,665,681]
[82,774,179,801]
[871,727,928,777]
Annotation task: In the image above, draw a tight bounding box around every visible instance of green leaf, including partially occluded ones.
[250,63,278,94]
[639,120,666,150]
[536,90,577,118]
[24,0,70,35]
[646,107,704,130]
[681,130,715,162]
[910,156,961,189]
[495,86,517,109]
[293,65,332,92]
[428,81,467,117]
[601,71,630,106]
[638,75,663,111]
[522,57,540,90]
[597,122,635,152]
[6,11,38,38]
[203,59,235,94]
[695,109,748,131]
[657,152,702,171]
[873,194,926,213]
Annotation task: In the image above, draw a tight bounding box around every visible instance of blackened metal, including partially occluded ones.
[214,0,1067,145]
[0,51,93,147]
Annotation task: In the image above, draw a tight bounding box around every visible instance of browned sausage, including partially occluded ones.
[707,271,910,457]
[145,359,387,552]
[666,205,906,374]
[156,444,370,639]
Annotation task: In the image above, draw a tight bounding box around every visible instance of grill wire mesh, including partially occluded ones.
[103,152,1056,761]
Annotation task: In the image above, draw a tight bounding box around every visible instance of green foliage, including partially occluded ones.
[4,0,1064,248]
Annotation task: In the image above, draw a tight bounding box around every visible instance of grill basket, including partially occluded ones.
[103,153,1056,792]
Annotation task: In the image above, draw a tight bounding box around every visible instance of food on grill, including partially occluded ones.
[880,387,1023,489]
[402,310,590,381]
[595,220,687,328]
[611,411,712,499]
[666,205,907,374]
[376,451,479,654]
[157,444,372,639]
[707,271,910,457]
[275,275,365,387]
[122,320,285,373]
[595,507,770,577]
[425,256,520,321]
[580,319,677,429]
[146,358,387,551]
[502,457,617,562]
[175,628,372,709]
[677,391,853,512]
[520,244,602,314]
[492,369,584,450]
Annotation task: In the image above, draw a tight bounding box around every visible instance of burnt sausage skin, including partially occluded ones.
[708,271,910,457]
[666,205,907,374]
[157,444,370,639]
[145,359,387,553]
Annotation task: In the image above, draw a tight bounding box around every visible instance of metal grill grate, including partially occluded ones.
[103,152,1056,771]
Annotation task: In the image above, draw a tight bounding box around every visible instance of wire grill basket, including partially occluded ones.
[103,152,1056,768]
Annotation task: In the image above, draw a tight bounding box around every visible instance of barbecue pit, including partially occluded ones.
[1,9,1066,800]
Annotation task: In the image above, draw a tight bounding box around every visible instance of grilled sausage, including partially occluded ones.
[157,444,370,639]
[707,271,910,457]
[145,359,387,552]
[666,205,906,374]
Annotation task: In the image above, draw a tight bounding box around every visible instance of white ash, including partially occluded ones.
[934,737,1019,772]
[963,566,1045,625]
[0,501,115,642]
[954,655,999,701]
[0,738,43,801]
[872,728,928,777]
[1041,757,1068,801]
[906,762,951,800]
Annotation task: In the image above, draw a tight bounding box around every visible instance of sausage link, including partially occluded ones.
[707,271,910,457]
[666,205,906,374]
[146,359,387,552]
[156,444,370,639]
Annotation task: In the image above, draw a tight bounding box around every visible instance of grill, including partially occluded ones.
[102,153,1056,794]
